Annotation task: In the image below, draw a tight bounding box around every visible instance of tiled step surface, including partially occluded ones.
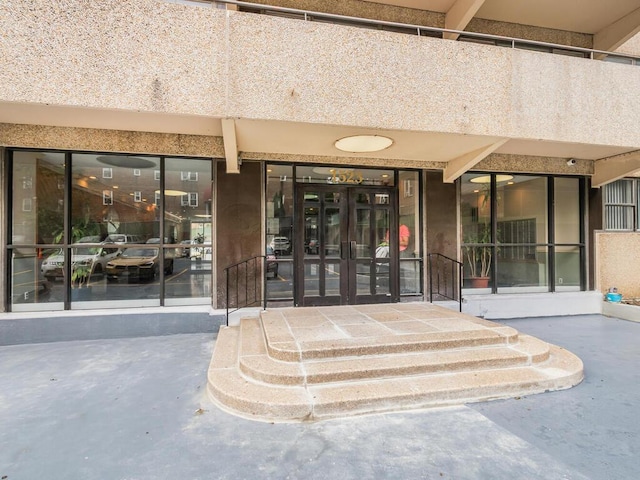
[207,304,584,422]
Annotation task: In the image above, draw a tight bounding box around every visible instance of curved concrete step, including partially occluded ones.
[207,330,583,422]
[206,305,584,423]
[238,317,550,385]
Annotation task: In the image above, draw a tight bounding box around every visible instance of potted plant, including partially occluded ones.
[463,225,492,288]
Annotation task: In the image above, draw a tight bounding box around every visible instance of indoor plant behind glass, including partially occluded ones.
[463,225,492,288]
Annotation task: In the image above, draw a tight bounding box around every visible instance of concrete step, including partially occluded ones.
[238,317,550,386]
[260,310,519,361]
[206,305,584,423]
[207,331,582,422]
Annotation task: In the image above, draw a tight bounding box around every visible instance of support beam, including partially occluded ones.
[592,150,640,188]
[444,0,485,41]
[221,118,240,174]
[594,7,640,59]
[442,139,508,183]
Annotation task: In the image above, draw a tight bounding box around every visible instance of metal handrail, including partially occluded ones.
[224,255,267,326]
[428,253,463,312]
[213,0,640,64]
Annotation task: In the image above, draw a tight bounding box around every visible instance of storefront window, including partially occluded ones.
[461,173,584,294]
[9,150,213,311]
[399,171,421,295]
[10,151,65,311]
[496,176,548,293]
[460,173,493,291]
[265,164,293,300]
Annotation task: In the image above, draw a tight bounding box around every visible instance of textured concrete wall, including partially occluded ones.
[594,232,640,298]
[2,1,639,149]
[225,12,640,147]
[0,124,224,157]
[0,0,225,115]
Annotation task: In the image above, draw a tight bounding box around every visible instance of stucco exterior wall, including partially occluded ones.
[1,1,639,148]
[0,124,224,158]
[594,231,640,298]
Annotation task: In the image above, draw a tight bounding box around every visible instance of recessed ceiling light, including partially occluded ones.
[334,135,393,153]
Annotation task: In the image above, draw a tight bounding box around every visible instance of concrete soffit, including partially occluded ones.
[592,150,640,188]
[594,7,640,57]
[221,118,240,174]
[442,138,508,183]
[443,0,486,40]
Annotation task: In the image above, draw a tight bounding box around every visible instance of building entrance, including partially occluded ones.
[294,184,398,306]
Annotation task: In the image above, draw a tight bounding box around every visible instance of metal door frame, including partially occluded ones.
[294,183,399,306]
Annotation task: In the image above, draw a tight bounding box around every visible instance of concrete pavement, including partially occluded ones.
[1,314,637,479]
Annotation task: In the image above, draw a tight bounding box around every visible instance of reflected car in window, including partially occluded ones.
[106,247,174,281]
[266,246,278,279]
[41,236,121,281]
[270,236,291,255]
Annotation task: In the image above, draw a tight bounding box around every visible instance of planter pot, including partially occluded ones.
[470,276,490,288]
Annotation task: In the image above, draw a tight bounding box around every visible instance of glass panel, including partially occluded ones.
[555,246,581,291]
[164,158,212,305]
[497,246,549,293]
[324,262,340,297]
[266,165,294,260]
[355,208,371,258]
[356,259,373,295]
[461,174,492,287]
[295,165,395,186]
[266,258,293,300]
[497,176,547,244]
[11,151,65,246]
[11,248,63,311]
[71,154,161,307]
[399,171,419,259]
[324,205,341,258]
[400,259,421,295]
[554,177,580,243]
[304,206,320,257]
[375,209,391,294]
[605,205,634,231]
[11,151,66,311]
[303,263,320,297]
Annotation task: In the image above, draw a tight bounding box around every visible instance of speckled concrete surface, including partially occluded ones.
[595,231,640,298]
[2,1,639,148]
[1,314,638,479]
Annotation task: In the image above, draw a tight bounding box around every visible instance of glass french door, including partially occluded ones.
[295,185,398,306]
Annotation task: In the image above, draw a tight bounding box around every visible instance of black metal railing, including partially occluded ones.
[428,253,463,312]
[224,255,267,326]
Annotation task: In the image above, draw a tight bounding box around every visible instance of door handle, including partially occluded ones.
[350,241,357,260]
[340,241,348,260]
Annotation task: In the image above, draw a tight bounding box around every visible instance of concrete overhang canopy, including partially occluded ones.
[592,150,640,188]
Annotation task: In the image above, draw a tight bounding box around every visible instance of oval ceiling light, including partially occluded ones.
[470,174,513,184]
[334,135,393,153]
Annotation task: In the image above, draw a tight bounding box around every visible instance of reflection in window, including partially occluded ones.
[461,174,584,294]
[266,164,294,301]
[9,150,213,311]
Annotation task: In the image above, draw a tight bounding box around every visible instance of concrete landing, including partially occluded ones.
[207,303,583,422]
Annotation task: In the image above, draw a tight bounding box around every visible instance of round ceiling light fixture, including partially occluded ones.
[334,135,393,153]
[470,174,513,184]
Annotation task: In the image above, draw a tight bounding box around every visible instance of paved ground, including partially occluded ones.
[1,314,638,479]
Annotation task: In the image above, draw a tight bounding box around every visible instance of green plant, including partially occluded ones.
[463,224,492,278]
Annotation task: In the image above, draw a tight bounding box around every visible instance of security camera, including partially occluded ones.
[567,158,577,166]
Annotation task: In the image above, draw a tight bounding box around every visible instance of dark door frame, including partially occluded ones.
[294,183,399,306]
